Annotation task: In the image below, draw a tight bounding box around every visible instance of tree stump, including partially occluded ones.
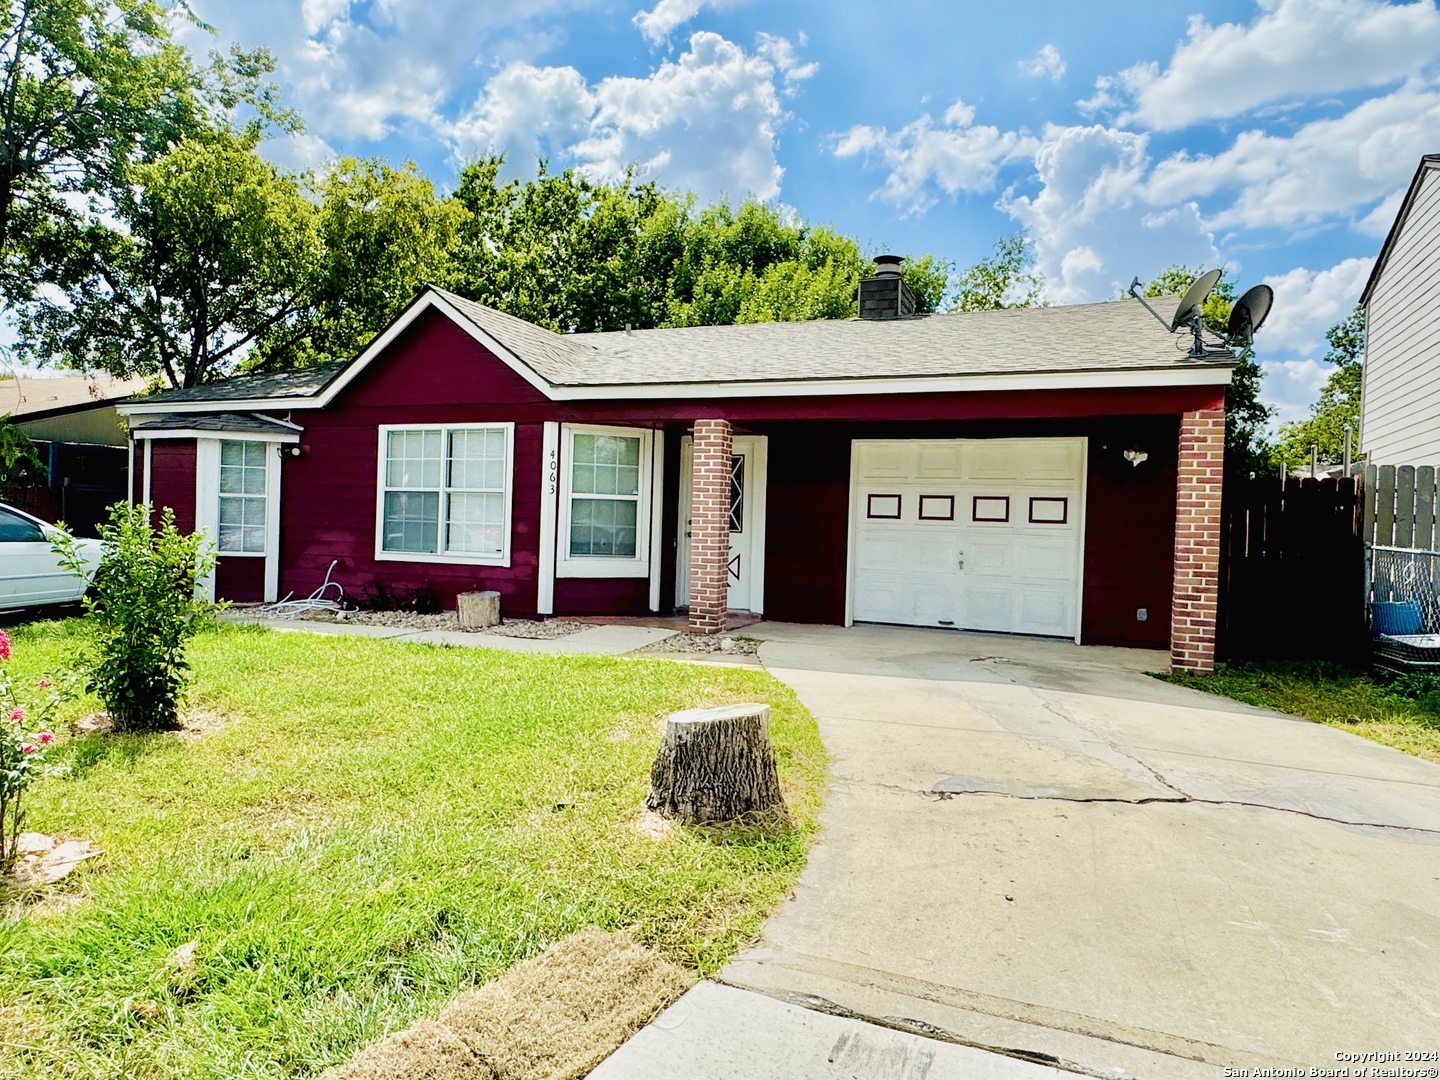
[646,704,784,824]
[457,590,501,628]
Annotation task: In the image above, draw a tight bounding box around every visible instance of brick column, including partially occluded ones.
[688,419,732,635]
[1171,407,1225,673]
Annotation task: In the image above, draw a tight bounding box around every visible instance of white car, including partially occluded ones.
[0,502,101,612]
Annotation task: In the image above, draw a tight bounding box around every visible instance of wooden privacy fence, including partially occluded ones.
[1217,475,1366,661]
[1363,464,1440,549]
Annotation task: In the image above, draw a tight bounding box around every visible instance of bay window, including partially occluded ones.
[376,424,513,565]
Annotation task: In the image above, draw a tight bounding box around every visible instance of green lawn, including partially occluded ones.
[1166,660,1440,763]
[0,620,826,1080]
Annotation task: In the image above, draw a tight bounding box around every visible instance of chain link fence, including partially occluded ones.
[1370,544,1440,671]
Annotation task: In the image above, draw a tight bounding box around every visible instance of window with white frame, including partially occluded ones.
[559,426,652,576]
[377,424,512,563]
[218,440,268,553]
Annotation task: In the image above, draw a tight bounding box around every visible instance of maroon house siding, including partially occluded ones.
[148,440,196,533]
[131,443,145,504]
[1080,417,1181,649]
[141,304,1227,646]
[216,558,265,603]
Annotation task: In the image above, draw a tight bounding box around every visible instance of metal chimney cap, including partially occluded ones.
[871,254,904,276]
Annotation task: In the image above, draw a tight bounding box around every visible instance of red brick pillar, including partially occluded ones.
[1171,407,1225,673]
[688,419,732,635]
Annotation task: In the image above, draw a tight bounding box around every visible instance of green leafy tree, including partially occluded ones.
[445,158,946,335]
[248,157,464,369]
[53,503,218,732]
[1275,305,1365,468]
[950,232,1043,312]
[0,413,41,473]
[1142,265,1273,474]
[0,0,195,300]
[19,129,319,387]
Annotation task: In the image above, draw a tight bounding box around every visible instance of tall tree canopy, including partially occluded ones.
[22,129,318,388]
[1142,265,1273,474]
[1274,305,1365,468]
[949,232,1043,312]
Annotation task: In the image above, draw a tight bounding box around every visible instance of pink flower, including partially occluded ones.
[21,744,35,755]
[8,707,24,724]
[0,630,9,661]
[37,732,54,745]
[34,679,50,689]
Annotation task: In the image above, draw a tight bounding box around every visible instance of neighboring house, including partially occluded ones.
[118,264,1235,672]
[1360,154,1440,467]
[2,374,146,534]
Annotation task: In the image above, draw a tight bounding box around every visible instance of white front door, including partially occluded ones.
[849,438,1086,638]
[676,435,768,614]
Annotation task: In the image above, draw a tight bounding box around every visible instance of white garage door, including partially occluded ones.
[850,438,1086,638]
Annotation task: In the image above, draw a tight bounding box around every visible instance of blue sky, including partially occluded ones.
[167,0,1440,425]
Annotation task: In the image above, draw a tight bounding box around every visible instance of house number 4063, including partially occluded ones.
[546,446,558,496]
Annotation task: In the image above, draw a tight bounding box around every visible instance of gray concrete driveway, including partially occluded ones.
[722,624,1440,1078]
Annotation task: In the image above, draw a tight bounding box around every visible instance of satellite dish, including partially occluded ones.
[1227,284,1274,347]
[1169,268,1223,332]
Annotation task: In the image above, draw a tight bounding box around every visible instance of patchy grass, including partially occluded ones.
[0,620,825,1079]
[1165,659,1440,763]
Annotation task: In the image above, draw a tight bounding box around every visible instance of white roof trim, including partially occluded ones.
[535,365,1233,400]
[314,291,557,406]
[120,364,1231,414]
[132,429,300,444]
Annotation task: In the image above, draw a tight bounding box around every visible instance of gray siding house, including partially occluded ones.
[1361,154,1440,466]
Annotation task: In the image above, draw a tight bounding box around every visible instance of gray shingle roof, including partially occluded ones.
[131,413,303,435]
[127,360,350,406]
[433,287,1228,387]
[129,288,1233,408]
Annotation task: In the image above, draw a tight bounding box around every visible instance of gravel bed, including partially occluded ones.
[290,609,586,639]
[632,632,761,656]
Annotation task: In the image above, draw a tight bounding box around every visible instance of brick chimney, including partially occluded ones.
[859,255,917,320]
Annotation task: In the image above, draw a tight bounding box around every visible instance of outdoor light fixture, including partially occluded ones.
[277,445,302,458]
[1123,448,1148,467]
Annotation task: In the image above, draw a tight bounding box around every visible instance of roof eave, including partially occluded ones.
[1360,154,1440,307]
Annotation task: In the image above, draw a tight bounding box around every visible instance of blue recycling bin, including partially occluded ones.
[1371,601,1424,636]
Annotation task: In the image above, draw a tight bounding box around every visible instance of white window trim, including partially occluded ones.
[557,423,654,579]
[216,441,270,558]
[373,422,515,567]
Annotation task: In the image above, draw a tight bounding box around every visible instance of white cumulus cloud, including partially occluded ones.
[1082,0,1440,130]
[1259,257,1374,353]
[1145,81,1440,231]
[1001,124,1220,304]
[1261,358,1337,425]
[633,0,743,45]
[452,31,812,201]
[833,100,1035,215]
[1020,44,1066,82]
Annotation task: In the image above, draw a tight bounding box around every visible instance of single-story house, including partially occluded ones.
[1360,153,1440,467]
[3,373,145,534]
[117,263,1234,672]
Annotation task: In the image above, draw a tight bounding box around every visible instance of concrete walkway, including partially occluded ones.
[223,613,678,654]
[712,623,1440,1078]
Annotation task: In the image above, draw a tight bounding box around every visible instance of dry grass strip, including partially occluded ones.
[318,928,693,1080]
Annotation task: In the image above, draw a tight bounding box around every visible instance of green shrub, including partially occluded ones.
[55,503,219,733]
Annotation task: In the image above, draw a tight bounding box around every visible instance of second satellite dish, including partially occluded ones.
[1170,268,1223,332]
[1226,284,1274,348]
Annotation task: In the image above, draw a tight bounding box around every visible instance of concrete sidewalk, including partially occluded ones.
[222,613,678,654]
[591,982,1069,1079]
[718,623,1440,1078]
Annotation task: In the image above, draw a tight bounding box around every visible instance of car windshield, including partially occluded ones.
[0,507,47,543]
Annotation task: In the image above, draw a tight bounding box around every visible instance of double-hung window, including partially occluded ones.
[558,425,653,578]
[376,424,513,565]
[218,440,268,554]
